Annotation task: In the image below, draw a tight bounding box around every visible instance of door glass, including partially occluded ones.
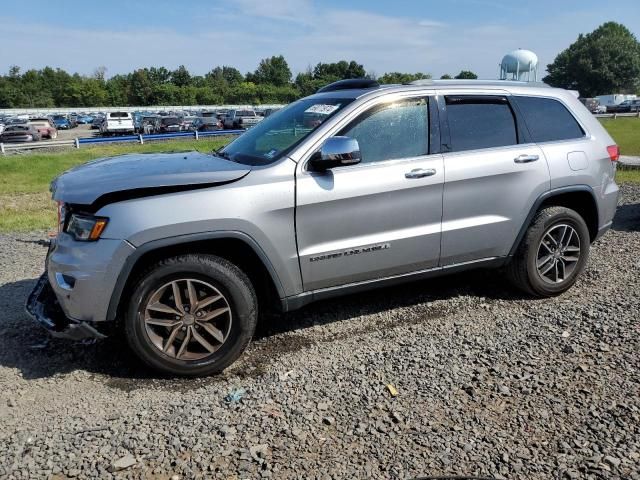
[445,96,518,152]
[513,96,585,142]
[339,98,429,163]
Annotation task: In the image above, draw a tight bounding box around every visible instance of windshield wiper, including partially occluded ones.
[214,149,233,161]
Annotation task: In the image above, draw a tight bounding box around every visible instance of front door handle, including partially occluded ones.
[514,154,540,164]
[405,168,436,179]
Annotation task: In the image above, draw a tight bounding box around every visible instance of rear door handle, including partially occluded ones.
[405,168,436,179]
[514,154,540,163]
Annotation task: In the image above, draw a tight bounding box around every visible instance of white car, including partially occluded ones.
[100,112,135,136]
[223,109,263,129]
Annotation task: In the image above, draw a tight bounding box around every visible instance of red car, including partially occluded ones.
[29,118,58,139]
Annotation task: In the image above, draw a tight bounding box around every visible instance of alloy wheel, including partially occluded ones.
[143,278,232,361]
[536,224,581,284]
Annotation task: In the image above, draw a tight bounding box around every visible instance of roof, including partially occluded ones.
[407,79,550,88]
[310,79,561,104]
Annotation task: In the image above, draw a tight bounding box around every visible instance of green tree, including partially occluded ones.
[93,66,107,82]
[128,69,153,105]
[147,67,171,85]
[247,55,292,86]
[171,65,192,88]
[105,75,129,106]
[454,70,478,79]
[313,60,366,81]
[378,72,431,84]
[544,22,640,97]
[440,74,453,79]
[207,66,244,85]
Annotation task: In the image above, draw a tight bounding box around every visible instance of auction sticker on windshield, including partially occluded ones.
[305,104,341,115]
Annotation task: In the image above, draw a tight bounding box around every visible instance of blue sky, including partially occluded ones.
[1,0,638,79]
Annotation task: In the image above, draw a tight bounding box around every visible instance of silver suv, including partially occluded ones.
[27,79,620,376]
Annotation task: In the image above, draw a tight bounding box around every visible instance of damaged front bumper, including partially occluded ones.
[25,273,106,341]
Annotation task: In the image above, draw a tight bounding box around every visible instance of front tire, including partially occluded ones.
[507,206,590,297]
[125,254,257,376]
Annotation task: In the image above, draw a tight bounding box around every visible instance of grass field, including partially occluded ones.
[598,117,640,157]
[0,138,229,232]
[0,120,639,232]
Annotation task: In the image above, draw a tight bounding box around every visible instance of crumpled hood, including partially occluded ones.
[51,151,250,205]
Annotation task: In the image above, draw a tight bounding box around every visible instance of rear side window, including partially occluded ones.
[339,98,429,164]
[445,96,518,152]
[513,96,584,143]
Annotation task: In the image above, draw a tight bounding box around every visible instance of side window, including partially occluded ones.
[445,96,518,152]
[513,96,585,143]
[339,98,429,163]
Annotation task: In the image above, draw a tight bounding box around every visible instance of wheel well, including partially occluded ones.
[116,238,282,320]
[539,191,599,242]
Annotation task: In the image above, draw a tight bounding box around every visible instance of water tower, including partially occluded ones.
[500,49,539,82]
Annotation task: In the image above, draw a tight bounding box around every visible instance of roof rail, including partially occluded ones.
[317,79,380,93]
[407,79,551,88]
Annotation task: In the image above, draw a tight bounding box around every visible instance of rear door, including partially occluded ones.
[296,96,444,291]
[438,92,549,265]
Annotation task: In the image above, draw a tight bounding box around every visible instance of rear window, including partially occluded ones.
[161,117,180,125]
[445,96,518,152]
[513,96,584,143]
[109,112,129,118]
[237,110,255,117]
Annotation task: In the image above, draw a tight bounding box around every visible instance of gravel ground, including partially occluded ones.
[0,185,639,480]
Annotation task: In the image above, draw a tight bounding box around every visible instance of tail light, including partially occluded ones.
[607,145,620,162]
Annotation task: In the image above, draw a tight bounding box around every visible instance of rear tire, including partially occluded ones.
[124,254,257,376]
[507,206,590,297]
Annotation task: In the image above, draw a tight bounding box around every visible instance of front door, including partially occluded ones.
[296,97,444,291]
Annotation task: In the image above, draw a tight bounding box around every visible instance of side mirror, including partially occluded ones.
[309,136,361,172]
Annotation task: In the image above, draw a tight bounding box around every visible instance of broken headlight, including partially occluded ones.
[66,214,109,241]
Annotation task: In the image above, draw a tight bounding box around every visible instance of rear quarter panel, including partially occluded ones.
[529,90,618,230]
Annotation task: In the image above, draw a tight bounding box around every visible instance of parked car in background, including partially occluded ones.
[607,99,640,113]
[157,117,183,133]
[91,115,105,129]
[181,116,197,131]
[596,94,638,110]
[190,117,223,132]
[29,118,58,139]
[100,112,135,136]
[68,114,78,128]
[223,109,263,129]
[263,108,281,118]
[580,98,600,114]
[52,115,71,130]
[77,114,94,124]
[0,124,42,142]
[140,116,161,134]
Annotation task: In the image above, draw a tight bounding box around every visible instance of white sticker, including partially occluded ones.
[305,104,340,115]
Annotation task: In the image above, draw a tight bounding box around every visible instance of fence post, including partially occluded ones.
[74,138,80,149]
[194,130,199,141]
[139,134,144,145]
[0,143,4,155]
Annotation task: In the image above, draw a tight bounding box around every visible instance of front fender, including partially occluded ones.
[105,230,289,321]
